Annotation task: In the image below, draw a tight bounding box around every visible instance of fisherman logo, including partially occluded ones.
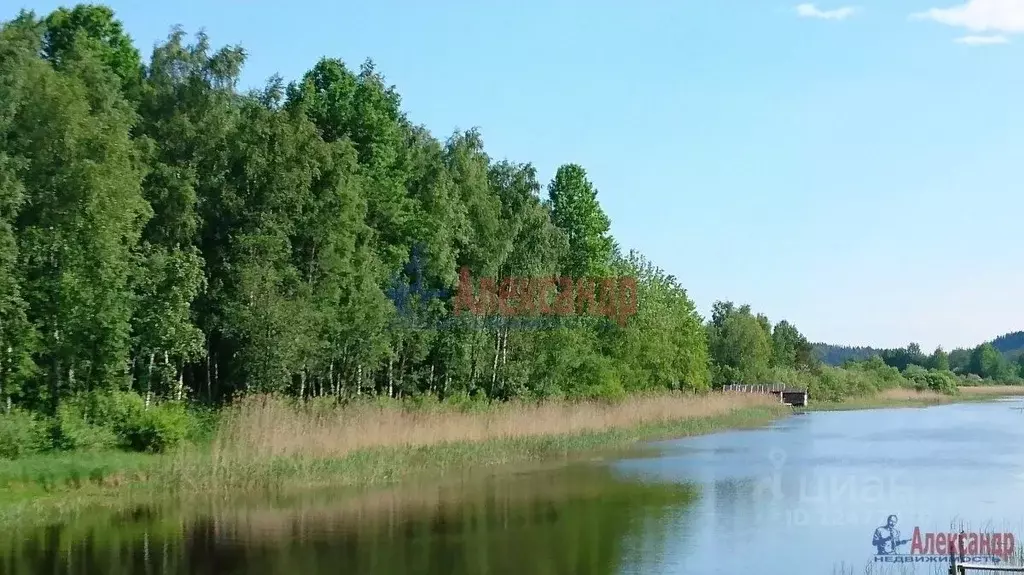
[872,515,909,555]
[869,514,1014,565]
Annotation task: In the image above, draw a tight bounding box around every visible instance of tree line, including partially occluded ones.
[0,5,1008,423]
[816,339,1024,383]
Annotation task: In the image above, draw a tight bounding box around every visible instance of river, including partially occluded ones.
[4,398,1024,574]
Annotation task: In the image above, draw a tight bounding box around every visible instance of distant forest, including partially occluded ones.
[814,330,1024,378]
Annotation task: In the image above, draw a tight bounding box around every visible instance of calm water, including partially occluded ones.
[4,398,1024,574]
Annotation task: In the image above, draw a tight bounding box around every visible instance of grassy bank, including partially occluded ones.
[0,392,786,525]
[3,384,1023,526]
[808,385,1024,411]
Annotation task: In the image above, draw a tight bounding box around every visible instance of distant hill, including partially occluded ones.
[812,344,883,366]
[991,331,1024,360]
[814,330,1024,366]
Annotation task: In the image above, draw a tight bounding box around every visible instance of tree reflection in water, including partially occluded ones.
[0,464,696,575]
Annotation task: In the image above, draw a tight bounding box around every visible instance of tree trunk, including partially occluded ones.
[329,361,335,397]
[469,329,479,388]
[0,346,5,413]
[501,327,509,388]
[490,328,500,396]
[49,356,60,415]
[145,353,154,410]
[177,367,185,402]
[167,351,183,401]
[387,358,394,398]
[213,349,219,399]
[398,346,407,396]
[205,340,212,403]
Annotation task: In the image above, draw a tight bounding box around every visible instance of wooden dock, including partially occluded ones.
[950,560,1024,568]
[947,534,1024,574]
[722,383,808,407]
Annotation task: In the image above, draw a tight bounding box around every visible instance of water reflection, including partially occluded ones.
[5,399,1024,574]
[0,464,695,575]
[615,398,1024,574]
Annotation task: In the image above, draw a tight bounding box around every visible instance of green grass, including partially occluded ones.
[0,404,788,527]
[3,385,1020,528]
[806,397,953,412]
[807,386,1024,412]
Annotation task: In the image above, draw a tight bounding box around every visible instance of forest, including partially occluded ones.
[815,332,1024,381]
[0,5,1018,457]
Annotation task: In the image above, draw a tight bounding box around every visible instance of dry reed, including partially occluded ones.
[878,388,947,401]
[959,385,1024,396]
[879,386,1024,402]
[213,392,780,460]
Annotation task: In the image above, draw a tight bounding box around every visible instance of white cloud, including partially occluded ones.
[954,34,1011,44]
[912,0,1024,33]
[796,3,859,20]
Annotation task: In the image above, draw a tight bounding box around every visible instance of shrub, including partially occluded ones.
[51,402,118,452]
[52,391,199,453]
[0,408,50,459]
[119,401,192,453]
[903,366,959,395]
[442,390,492,413]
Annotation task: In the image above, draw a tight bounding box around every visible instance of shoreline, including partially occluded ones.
[2,386,1022,527]
[805,385,1024,412]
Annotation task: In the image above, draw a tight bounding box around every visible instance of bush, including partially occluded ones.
[442,390,492,413]
[903,365,958,395]
[54,391,198,453]
[0,408,50,459]
[118,401,192,453]
[51,402,118,452]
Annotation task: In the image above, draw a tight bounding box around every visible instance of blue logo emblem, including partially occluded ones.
[872,515,910,555]
[385,244,449,322]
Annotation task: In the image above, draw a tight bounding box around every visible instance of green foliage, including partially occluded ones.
[51,403,118,452]
[41,4,143,99]
[846,355,905,388]
[547,164,614,278]
[0,409,49,459]
[903,365,959,395]
[928,347,950,372]
[771,320,814,369]
[118,402,191,453]
[968,343,1004,380]
[811,366,884,403]
[609,251,710,393]
[707,303,772,386]
[0,5,1016,465]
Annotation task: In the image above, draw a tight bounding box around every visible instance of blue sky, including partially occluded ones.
[13,0,1024,350]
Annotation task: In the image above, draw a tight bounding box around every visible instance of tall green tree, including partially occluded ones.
[0,18,38,408]
[928,347,950,372]
[707,302,772,386]
[771,320,814,369]
[9,27,148,410]
[967,343,1004,380]
[610,251,710,392]
[547,164,614,278]
[41,4,142,100]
